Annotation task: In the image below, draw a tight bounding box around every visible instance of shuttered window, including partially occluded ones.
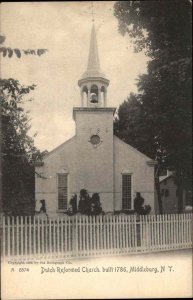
[122,174,132,210]
[58,173,68,210]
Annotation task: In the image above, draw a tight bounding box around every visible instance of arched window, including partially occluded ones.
[101,86,106,106]
[90,85,98,103]
[82,86,88,106]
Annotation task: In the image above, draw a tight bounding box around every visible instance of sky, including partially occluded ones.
[1,1,149,151]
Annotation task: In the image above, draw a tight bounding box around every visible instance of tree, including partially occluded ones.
[0,32,47,215]
[114,93,159,159]
[1,79,44,215]
[0,35,47,58]
[114,93,165,214]
[114,0,192,212]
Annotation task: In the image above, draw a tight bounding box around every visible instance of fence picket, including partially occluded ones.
[64,217,67,254]
[61,217,64,255]
[20,216,23,256]
[38,217,41,257]
[121,215,124,252]
[96,215,100,252]
[186,213,188,246]
[24,216,27,256]
[176,213,179,248]
[172,214,175,248]
[86,216,89,254]
[48,218,51,255]
[105,215,109,252]
[11,216,15,256]
[150,215,153,251]
[188,213,191,246]
[56,217,59,257]
[33,216,36,256]
[142,215,146,251]
[2,217,5,259]
[165,214,168,250]
[124,215,128,252]
[7,217,10,258]
[45,218,48,254]
[128,216,131,250]
[79,216,82,253]
[29,216,31,257]
[83,216,86,254]
[146,215,149,251]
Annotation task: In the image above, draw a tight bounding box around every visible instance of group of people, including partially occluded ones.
[69,189,103,216]
[36,192,150,217]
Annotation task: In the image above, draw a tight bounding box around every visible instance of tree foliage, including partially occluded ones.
[1,79,44,214]
[0,32,48,214]
[114,93,160,160]
[0,35,47,58]
[114,0,191,59]
[114,0,192,212]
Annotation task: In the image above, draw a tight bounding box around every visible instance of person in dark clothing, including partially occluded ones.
[134,192,144,212]
[40,199,46,213]
[90,193,102,215]
[78,189,90,215]
[69,194,77,214]
[134,192,151,215]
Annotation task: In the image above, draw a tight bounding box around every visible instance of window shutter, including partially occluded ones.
[122,174,132,210]
[58,174,68,210]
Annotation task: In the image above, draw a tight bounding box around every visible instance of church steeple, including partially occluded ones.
[87,24,100,76]
[78,24,109,108]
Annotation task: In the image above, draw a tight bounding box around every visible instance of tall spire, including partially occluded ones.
[78,11,110,108]
[87,24,100,75]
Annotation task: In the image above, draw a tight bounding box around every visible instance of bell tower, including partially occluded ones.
[73,17,116,212]
[78,24,109,108]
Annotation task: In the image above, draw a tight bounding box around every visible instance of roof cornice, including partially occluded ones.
[73,107,116,120]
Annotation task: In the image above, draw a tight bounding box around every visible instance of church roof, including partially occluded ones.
[81,24,106,79]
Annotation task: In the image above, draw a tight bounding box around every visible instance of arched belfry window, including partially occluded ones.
[90,84,98,103]
[101,86,106,106]
[82,86,88,106]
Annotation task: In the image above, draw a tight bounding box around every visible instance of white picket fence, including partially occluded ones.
[1,213,192,260]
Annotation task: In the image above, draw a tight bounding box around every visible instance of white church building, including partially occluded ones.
[35,25,156,216]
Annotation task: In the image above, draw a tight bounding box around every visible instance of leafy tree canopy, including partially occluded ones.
[0,35,47,58]
[1,79,46,214]
[114,0,192,212]
[114,0,192,59]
